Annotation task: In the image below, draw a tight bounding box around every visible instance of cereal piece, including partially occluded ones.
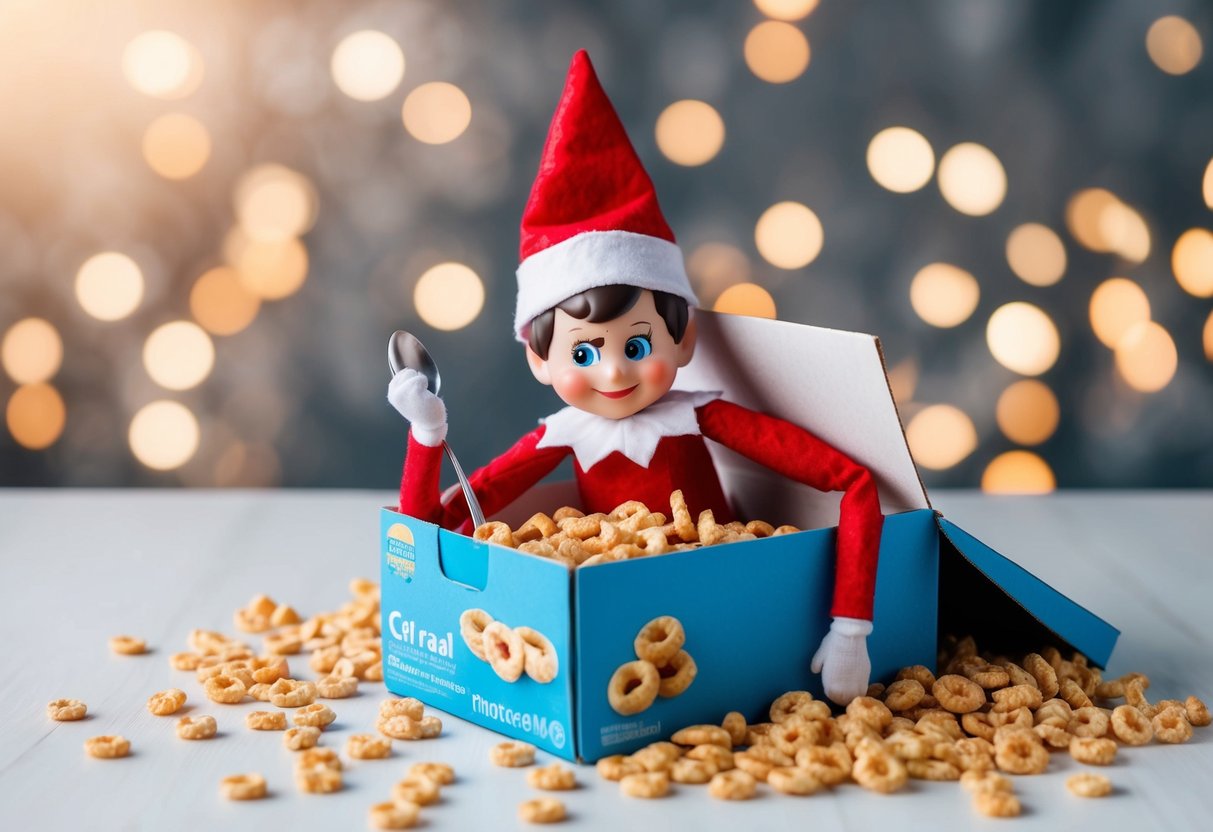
[852,748,908,794]
[1106,704,1151,746]
[343,733,390,760]
[84,735,130,759]
[234,609,271,633]
[847,696,893,731]
[368,800,419,830]
[974,791,1022,818]
[1067,772,1112,798]
[316,674,358,699]
[596,755,645,781]
[390,774,440,806]
[668,490,697,542]
[907,759,961,781]
[516,626,559,684]
[310,645,341,674]
[527,763,577,791]
[633,616,686,666]
[687,744,734,771]
[480,621,525,682]
[1034,699,1073,728]
[671,724,732,749]
[1023,652,1060,699]
[999,661,1039,690]
[883,679,925,712]
[380,697,424,720]
[1059,678,1093,709]
[295,764,342,794]
[733,747,790,781]
[146,688,187,716]
[966,663,1011,689]
[994,731,1049,775]
[247,710,287,731]
[991,684,1043,713]
[769,719,826,755]
[269,678,317,708]
[108,636,147,656]
[1033,724,1073,749]
[271,604,300,627]
[961,769,1013,794]
[490,740,536,767]
[408,762,455,786]
[518,797,566,824]
[219,773,267,800]
[721,711,746,746]
[552,506,584,522]
[1070,737,1117,765]
[631,742,682,772]
[917,711,964,741]
[896,664,937,688]
[169,652,202,671]
[932,675,986,714]
[283,726,321,750]
[769,690,816,723]
[1152,706,1193,744]
[251,656,290,685]
[669,757,717,784]
[607,660,660,715]
[415,715,442,739]
[47,698,87,721]
[293,702,336,729]
[1186,695,1211,727]
[176,715,217,740]
[1068,707,1109,738]
[706,769,755,800]
[378,715,424,740]
[473,521,516,548]
[767,766,821,795]
[961,712,996,742]
[884,730,932,761]
[204,674,247,704]
[248,683,272,702]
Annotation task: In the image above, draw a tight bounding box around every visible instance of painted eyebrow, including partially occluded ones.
[629,320,652,328]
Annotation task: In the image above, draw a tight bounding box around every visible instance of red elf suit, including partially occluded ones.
[391,51,884,703]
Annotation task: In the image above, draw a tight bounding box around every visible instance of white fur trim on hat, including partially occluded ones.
[514,230,698,341]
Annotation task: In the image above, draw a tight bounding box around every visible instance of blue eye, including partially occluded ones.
[571,343,600,367]
[624,335,652,362]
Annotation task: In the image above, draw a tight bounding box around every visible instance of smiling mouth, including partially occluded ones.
[594,385,638,399]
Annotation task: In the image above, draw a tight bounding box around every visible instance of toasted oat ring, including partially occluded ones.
[1033,724,1073,749]
[552,506,584,522]
[633,616,686,666]
[656,649,697,698]
[369,800,419,829]
[204,674,247,704]
[721,711,747,746]
[559,513,604,540]
[1068,707,1109,738]
[1069,737,1116,765]
[518,540,557,557]
[636,528,669,555]
[883,679,925,712]
[1022,652,1060,699]
[346,733,391,759]
[961,769,1012,794]
[514,626,559,684]
[269,678,317,708]
[852,748,908,793]
[220,773,267,800]
[973,791,1021,817]
[473,521,516,548]
[1034,699,1072,728]
[293,702,336,729]
[1059,678,1093,709]
[490,740,536,767]
[669,757,715,784]
[419,713,443,737]
[707,768,756,800]
[847,696,893,731]
[608,660,660,715]
[176,715,217,740]
[482,621,525,682]
[518,512,558,540]
[1152,706,1193,744]
[621,771,672,798]
[906,759,960,781]
[84,734,130,759]
[378,715,423,740]
[391,774,440,806]
[1186,695,1211,727]
[994,732,1048,775]
[409,762,455,785]
[1109,704,1152,745]
[526,763,577,790]
[108,635,147,655]
[671,724,732,748]
[932,674,985,714]
[769,690,815,723]
[246,710,287,731]
[1067,772,1112,797]
[668,490,697,542]
[518,797,566,824]
[768,766,822,795]
[596,755,645,781]
[316,674,358,699]
[991,684,1043,713]
[283,726,320,750]
[696,509,726,545]
[48,698,87,721]
[381,697,425,721]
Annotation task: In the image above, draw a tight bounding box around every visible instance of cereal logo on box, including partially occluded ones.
[385,523,417,582]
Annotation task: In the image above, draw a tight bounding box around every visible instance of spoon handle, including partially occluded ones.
[443,439,486,529]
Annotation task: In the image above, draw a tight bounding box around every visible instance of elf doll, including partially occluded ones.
[389,51,884,704]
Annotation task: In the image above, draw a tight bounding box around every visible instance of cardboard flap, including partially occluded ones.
[938,518,1119,667]
[675,310,928,531]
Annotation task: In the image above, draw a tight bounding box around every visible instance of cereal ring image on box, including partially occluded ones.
[634,616,685,666]
[460,608,493,661]
[482,621,525,682]
[608,660,660,715]
[516,626,558,684]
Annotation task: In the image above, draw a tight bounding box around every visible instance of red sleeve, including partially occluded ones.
[398,425,570,533]
[696,398,884,621]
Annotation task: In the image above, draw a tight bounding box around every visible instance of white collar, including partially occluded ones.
[536,389,722,470]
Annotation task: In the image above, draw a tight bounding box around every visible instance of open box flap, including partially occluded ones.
[937,517,1120,667]
[675,310,928,531]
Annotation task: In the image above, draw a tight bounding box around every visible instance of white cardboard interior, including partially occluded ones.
[674,310,929,530]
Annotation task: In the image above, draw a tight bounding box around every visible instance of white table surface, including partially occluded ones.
[1,489,1210,831]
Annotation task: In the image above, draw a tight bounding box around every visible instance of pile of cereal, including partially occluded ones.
[472,489,799,567]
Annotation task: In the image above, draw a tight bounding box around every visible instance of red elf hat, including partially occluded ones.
[513,50,698,341]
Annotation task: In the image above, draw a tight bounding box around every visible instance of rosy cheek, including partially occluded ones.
[640,359,675,389]
[553,370,592,403]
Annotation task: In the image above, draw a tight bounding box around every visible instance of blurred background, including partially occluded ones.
[1,0,1211,492]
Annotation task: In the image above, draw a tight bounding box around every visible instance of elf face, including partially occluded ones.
[526,290,697,420]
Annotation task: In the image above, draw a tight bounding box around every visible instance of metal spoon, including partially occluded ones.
[388,330,486,529]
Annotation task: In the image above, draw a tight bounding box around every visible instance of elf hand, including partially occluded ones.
[387,368,447,447]
[811,616,873,705]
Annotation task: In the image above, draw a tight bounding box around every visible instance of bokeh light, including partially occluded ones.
[1066,188,1119,252]
[1204,158,1213,210]
[713,283,777,319]
[142,113,211,180]
[413,263,485,331]
[937,143,1006,216]
[686,242,751,304]
[142,321,215,391]
[230,234,310,300]
[996,380,1059,446]
[1006,223,1066,286]
[6,383,66,451]
[1146,16,1203,76]
[1089,278,1150,349]
[190,267,261,336]
[1204,311,1213,362]
[1171,228,1213,297]
[75,252,144,322]
[235,164,318,243]
[402,82,472,144]
[753,0,819,21]
[905,404,978,470]
[754,201,823,269]
[866,127,935,194]
[129,400,200,471]
[2,318,62,384]
[655,100,725,167]
[1114,321,1177,393]
[331,30,405,102]
[981,451,1056,494]
[909,263,980,328]
[122,31,204,100]
[744,21,811,84]
[1097,199,1151,263]
[986,302,1060,376]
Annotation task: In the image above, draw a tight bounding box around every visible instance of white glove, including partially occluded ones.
[387,368,447,447]
[811,616,873,705]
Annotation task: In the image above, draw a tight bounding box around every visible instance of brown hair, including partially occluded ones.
[527,286,689,359]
